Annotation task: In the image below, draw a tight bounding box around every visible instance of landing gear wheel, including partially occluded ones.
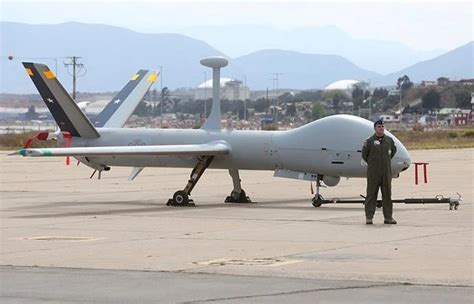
[174,190,188,204]
[167,190,195,207]
[312,194,324,207]
[449,201,460,210]
[377,201,383,208]
[225,189,253,204]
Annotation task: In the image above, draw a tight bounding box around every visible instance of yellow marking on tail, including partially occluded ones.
[147,73,158,82]
[131,74,139,80]
[25,68,33,76]
[43,70,56,79]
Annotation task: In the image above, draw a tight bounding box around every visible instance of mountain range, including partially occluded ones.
[175,25,446,74]
[0,22,472,94]
[227,50,379,89]
[372,42,474,86]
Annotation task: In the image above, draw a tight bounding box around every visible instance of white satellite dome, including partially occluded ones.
[325,80,361,91]
[197,78,236,89]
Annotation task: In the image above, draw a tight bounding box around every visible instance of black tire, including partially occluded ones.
[312,194,323,207]
[173,190,189,205]
[238,189,247,200]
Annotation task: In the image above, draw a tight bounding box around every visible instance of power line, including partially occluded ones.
[64,56,86,100]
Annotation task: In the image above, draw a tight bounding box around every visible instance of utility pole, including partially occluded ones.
[152,89,158,115]
[272,73,283,123]
[270,77,277,122]
[399,86,403,130]
[64,56,86,100]
[272,73,282,96]
[243,75,247,121]
[158,66,163,127]
[203,71,207,120]
[369,98,372,120]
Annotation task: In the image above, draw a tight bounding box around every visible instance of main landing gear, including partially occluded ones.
[225,169,252,204]
[166,159,253,207]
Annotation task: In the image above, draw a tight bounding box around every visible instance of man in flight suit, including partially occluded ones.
[362,119,397,225]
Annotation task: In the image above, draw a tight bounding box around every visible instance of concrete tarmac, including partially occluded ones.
[1,149,473,302]
[2,266,472,303]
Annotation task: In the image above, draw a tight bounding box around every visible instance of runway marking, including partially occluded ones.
[194,257,303,267]
[14,236,105,242]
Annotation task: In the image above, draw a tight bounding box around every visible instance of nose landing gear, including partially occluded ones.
[311,178,324,207]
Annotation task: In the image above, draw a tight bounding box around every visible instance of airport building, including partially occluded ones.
[194,78,250,101]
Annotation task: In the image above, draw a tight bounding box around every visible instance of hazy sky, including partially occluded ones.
[1,0,472,51]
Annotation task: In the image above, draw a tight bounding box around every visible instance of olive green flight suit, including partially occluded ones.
[362,134,397,219]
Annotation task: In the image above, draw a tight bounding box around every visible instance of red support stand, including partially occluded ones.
[423,163,428,184]
[413,162,429,185]
[415,164,418,185]
[61,132,72,166]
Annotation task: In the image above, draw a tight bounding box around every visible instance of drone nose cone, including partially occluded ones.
[200,56,229,68]
[400,144,411,165]
[395,142,411,172]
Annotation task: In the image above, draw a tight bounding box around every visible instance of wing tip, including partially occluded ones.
[7,150,21,156]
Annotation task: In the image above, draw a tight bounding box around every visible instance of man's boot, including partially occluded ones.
[384,218,397,224]
[366,218,373,225]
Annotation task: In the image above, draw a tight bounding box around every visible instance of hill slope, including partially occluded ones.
[373,41,474,86]
[0,22,225,93]
[181,24,446,74]
[229,49,380,90]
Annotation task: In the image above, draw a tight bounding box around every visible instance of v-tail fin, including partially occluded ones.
[94,70,158,128]
[23,62,99,138]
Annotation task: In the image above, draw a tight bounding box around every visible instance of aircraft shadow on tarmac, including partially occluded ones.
[10,197,365,219]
